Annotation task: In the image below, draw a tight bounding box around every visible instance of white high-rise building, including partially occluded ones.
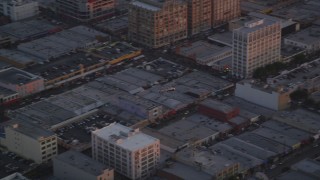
[92,123,160,180]
[0,0,39,21]
[232,19,281,78]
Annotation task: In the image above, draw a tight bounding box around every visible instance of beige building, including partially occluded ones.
[187,0,212,36]
[212,0,241,27]
[92,123,160,180]
[55,0,115,22]
[0,120,57,164]
[53,150,114,180]
[232,19,281,78]
[128,0,188,48]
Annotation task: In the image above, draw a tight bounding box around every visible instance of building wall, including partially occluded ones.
[110,96,162,121]
[187,0,212,36]
[235,82,289,111]
[55,0,115,22]
[0,92,19,105]
[92,132,160,180]
[212,0,241,27]
[232,20,281,78]
[0,1,39,21]
[53,158,114,180]
[0,126,57,164]
[0,78,44,97]
[128,0,188,48]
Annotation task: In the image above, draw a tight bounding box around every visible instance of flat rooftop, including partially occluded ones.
[95,16,128,32]
[142,128,186,151]
[17,26,107,60]
[262,120,312,141]
[221,137,277,161]
[160,162,212,180]
[291,159,320,178]
[0,67,41,85]
[236,132,291,154]
[0,49,43,66]
[200,99,236,114]
[209,143,264,171]
[252,127,300,147]
[0,19,59,41]
[274,109,320,134]
[142,57,189,79]
[130,1,161,11]
[177,41,232,63]
[2,118,55,140]
[54,150,111,176]
[271,0,320,23]
[176,147,238,176]
[114,92,161,110]
[208,32,233,47]
[89,42,139,61]
[92,123,159,151]
[12,101,76,129]
[234,19,278,35]
[0,86,17,97]
[159,119,218,143]
[139,91,187,110]
[97,76,144,94]
[186,113,233,133]
[285,26,320,45]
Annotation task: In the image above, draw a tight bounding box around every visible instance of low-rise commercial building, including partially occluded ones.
[92,123,160,180]
[284,26,320,53]
[53,150,114,180]
[198,99,240,121]
[108,93,163,121]
[0,119,57,164]
[176,147,240,180]
[0,86,19,105]
[0,19,61,42]
[159,118,219,146]
[235,80,292,111]
[0,67,44,97]
[175,41,232,67]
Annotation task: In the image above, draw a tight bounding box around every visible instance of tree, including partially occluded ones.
[290,89,308,101]
[291,54,307,65]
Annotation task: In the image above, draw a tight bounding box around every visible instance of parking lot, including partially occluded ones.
[0,149,36,178]
[54,112,117,146]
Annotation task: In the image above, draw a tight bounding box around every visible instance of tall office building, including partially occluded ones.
[55,0,115,22]
[92,123,160,180]
[128,0,187,48]
[187,0,212,36]
[232,19,281,78]
[212,0,241,27]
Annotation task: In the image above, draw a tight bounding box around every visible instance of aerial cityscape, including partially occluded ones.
[0,0,320,180]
